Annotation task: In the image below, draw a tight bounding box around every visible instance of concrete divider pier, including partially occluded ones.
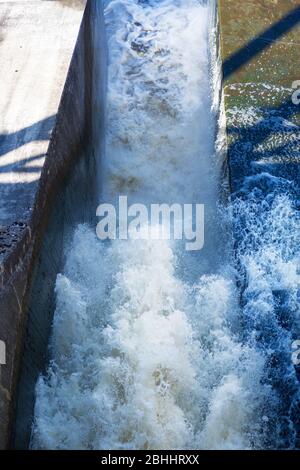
[218,0,300,191]
[0,0,90,449]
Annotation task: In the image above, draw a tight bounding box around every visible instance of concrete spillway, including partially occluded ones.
[0,0,299,450]
[0,0,102,448]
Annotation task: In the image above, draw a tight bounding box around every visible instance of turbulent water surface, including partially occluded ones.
[32,0,300,450]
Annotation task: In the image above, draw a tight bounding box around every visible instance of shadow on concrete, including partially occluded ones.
[227,98,300,191]
[0,115,56,158]
[221,4,300,188]
[223,5,300,80]
[0,115,56,224]
[0,154,46,175]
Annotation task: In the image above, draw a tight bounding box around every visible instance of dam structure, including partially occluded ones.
[0,0,299,450]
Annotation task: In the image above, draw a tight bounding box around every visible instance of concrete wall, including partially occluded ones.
[218,0,300,192]
[0,0,106,449]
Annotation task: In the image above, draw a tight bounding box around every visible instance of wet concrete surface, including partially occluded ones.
[0,0,88,448]
[219,0,300,190]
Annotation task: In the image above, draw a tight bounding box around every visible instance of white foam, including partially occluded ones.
[32,226,268,449]
[32,0,271,450]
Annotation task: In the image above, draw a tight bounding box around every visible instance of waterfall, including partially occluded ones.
[31,0,300,450]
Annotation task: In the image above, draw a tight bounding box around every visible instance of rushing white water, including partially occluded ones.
[31,0,299,450]
[231,174,300,449]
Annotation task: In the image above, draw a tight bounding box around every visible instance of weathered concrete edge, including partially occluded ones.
[0,1,93,449]
[217,0,300,193]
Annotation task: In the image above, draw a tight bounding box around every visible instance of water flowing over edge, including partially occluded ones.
[31,0,300,450]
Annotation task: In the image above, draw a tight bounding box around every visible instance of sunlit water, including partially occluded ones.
[32,0,300,450]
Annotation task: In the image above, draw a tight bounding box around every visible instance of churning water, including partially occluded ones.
[31,0,300,450]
